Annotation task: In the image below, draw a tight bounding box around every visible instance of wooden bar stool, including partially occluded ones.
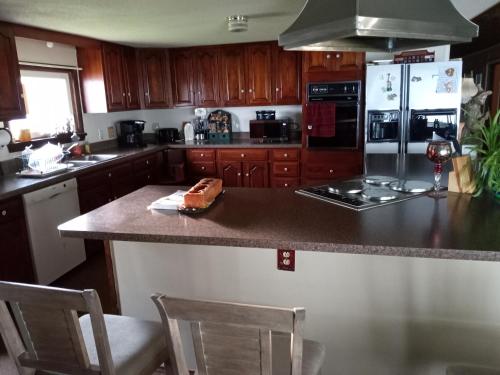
[151,294,326,375]
[0,281,168,375]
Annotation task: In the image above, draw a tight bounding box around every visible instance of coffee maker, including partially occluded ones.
[117,120,146,147]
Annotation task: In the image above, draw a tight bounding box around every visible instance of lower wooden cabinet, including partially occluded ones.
[0,196,34,282]
[301,150,363,185]
[217,149,269,188]
[218,161,243,187]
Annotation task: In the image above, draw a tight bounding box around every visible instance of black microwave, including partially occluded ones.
[250,119,290,142]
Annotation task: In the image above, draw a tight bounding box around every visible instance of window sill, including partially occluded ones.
[7,132,87,153]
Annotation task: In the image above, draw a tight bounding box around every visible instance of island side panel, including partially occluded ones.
[111,241,500,375]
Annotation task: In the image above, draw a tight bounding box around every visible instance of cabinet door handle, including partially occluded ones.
[245,173,249,177]
[326,54,331,59]
[241,89,245,93]
[307,125,313,130]
[108,173,112,178]
[241,153,245,158]
[276,88,280,92]
[200,153,204,157]
[145,92,150,96]
[284,167,288,172]
[336,53,341,58]
[284,183,289,187]
[147,175,151,180]
[329,169,334,174]
[1,210,6,216]
[237,172,241,176]
[108,198,113,202]
[128,92,131,97]
[146,160,150,165]
[284,153,288,158]
[122,92,125,97]
[201,166,206,171]
[248,89,253,93]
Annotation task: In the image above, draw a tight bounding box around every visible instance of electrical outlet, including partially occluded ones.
[277,249,295,271]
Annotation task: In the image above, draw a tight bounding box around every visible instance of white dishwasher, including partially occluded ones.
[23,178,86,285]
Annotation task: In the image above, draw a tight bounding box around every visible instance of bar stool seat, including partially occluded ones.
[80,314,167,375]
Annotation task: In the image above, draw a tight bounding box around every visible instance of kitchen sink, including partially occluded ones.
[70,154,119,162]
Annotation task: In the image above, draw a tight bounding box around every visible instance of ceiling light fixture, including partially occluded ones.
[227,15,248,32]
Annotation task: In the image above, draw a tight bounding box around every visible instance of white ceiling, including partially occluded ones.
[0,0,497,47]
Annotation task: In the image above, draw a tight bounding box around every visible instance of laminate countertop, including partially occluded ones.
[58,184,500,262]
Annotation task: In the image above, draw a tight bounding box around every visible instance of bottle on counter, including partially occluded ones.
[184,122,194,141]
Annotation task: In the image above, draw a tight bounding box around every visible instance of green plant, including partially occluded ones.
[465,110,500,197]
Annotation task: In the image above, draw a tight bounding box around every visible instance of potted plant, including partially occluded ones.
[465,109,500,198]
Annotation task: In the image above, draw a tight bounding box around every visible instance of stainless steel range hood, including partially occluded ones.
[279,0,479,52]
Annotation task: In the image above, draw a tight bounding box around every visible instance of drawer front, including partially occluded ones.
[218,149,268,161]
[271,177,300,188]
[272,162,299,177]
[133,155,156,171]
[304,164,360,179]
[0,196,24,224]
[187,149,216,162]
[188,161,217,177]
[271,149,299,161]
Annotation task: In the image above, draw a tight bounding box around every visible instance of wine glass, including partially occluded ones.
[426,140,453,197]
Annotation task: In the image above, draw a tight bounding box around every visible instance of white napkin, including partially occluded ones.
[148,190,187,210]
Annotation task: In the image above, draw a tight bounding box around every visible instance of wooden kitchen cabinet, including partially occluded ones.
[195,47,221,107]
[245,43,273,106]
[273,47,302,105]
[133,153,160,189]
[102,43,127,110]
[78,43,141,113]
[0,196,34,283]
[170,48,196,107]
[122,47,141,109]
[0,23,26,121]
[186,149,217,182]
[303,51,365,73]
[219,46,247,107]
[217,149,269,188]
[139,48,172,109]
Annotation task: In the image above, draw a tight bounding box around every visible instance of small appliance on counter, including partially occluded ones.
[157,128,180,144]
[207,110,232,142]
[117,120,146,147]
[250,119,292,143]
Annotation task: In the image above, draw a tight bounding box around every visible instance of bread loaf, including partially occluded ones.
[183,178,223,208]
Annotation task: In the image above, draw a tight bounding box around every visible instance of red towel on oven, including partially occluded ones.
[307,102,336,137]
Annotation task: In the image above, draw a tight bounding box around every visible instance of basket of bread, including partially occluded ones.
[178,178,224,214]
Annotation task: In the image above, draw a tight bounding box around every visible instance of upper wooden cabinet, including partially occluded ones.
[0,23,26,121]
[170,48,196,107]
[219,46,247,107]
[138,48,172,109]
[195,47,221,107]
[303,51,365,73]
[273,48,302,105]
[78,43,140,113]
[245,43,273,106]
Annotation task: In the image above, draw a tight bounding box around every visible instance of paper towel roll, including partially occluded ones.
[0,128,12,147]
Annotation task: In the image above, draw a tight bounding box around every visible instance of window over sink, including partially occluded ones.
[7,66,84,152]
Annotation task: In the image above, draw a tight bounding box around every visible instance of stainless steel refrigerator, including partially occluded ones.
[365,61,462,155]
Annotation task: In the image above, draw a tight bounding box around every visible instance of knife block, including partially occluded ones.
[448,155,475,194]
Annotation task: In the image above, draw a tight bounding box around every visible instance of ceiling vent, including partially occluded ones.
[227,15,248,32]
[279,0,479,52]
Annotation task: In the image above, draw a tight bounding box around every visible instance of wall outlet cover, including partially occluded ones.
[277,249,295,271]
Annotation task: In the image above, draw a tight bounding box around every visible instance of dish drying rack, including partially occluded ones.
[16,143,70,178]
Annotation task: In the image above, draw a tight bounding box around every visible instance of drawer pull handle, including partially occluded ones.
[146,160,150,165]
[276,88,280,92]
[237,172,241,176]
[245,173,249,177]
[284,167,288,172]
[284,183,289,187]
[200,153,204,157]
[201,166,206,171]
[241,89,245,93]
[284,153,288,158]
[147,175,151,179]
[1,210,6,216]
[241,154,245,158]
[248,89,253,93]
[108,173,112,178]
[329,169,334,174]
[122,92,126,97]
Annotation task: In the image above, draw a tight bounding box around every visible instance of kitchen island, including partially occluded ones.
[59,186,500,374]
